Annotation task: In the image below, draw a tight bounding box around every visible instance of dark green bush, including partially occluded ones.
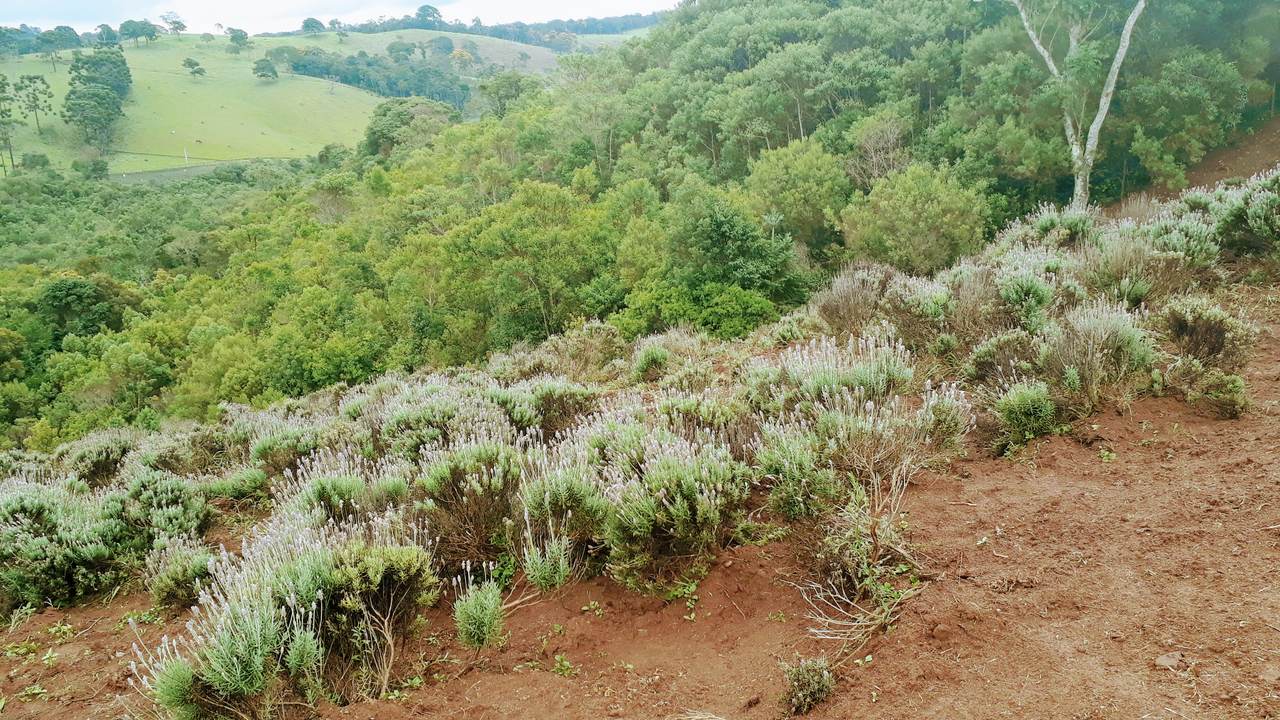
[602,441,750,592]
[146,538,213,608]
[417,440,523,568]
[1186,367,1249,419]
[965,329,1035,384]
[1162,296,1256,372]
[757,427,836,520]
[992,381,1056,453]
[322,543,441,699]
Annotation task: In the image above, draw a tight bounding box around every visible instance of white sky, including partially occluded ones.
[1,0,678,34]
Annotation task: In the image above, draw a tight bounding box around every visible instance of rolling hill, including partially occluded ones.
[257,29,561,73]
[0,29,560,175]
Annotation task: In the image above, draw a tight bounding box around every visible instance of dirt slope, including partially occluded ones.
[1113,115,1280,215]
[3,287,1275,719]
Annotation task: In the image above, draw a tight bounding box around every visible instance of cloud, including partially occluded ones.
[1,0,676,34]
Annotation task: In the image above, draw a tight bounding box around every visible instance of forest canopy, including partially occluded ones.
[0,0,1275,450]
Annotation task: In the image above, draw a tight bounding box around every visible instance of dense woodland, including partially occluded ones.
[0,0,1275,452]
[266,43,475,108]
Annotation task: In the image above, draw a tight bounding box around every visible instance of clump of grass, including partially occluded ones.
[991,380,1057,454]
[204,466,268,501]
[756,424,836,520]
[453,579,504,651]
[145,535,213,608]
[1162,296,1256,372]
[781,657,835,715]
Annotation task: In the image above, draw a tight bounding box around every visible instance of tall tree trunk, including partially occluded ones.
[1010,0,1148,210]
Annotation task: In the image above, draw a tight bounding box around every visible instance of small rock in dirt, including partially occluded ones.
[1260,666,1280,684]
[1154,652,1185,670]
[745,695,761,709]
[723,559,734,568]
[931,623,955,642]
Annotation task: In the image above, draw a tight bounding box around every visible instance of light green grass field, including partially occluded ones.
[0,29,561,175]
[576,26,652,49]
[257,29,560,73]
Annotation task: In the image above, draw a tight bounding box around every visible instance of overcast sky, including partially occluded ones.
[1,0,678,34]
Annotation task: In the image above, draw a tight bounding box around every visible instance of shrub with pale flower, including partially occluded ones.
[1035,300,1155,416]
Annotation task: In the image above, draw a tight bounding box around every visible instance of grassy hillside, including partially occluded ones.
[257,29,560,73]
[0,41,380,174]
[575,26,652,48]
[0,30,557,175]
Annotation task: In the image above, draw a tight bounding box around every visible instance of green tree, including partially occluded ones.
[252,58,279,81]
[1006,0,1149,208]
[160,12,187,37]
[61,83,123,150]
[119,20,159,47]
[225,28,251,54]
[669,180,803,303]
[479,71,541,119]
[95,24,119,46]
[744,138,850,262]
[1123,50,1247,191]
[302,18,325,35]
[14,75,53,134]
[416,5,443,28]
[0,75,20,172]
[36,274,130,343]
[0,328,27,382]
[386,40,416,63]
[840,163,989,274]
[182,58,205,77]
[362,98,457,157]
[68,46,133,98]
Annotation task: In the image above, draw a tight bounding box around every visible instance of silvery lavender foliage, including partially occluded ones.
[0,464,205,607]
[144,533,213,607]
[277,445,413,520]
[654,387,756,460]
[416,425,541,567]
[0,470,122,604]
[758,331,915,405]
[1035,298,1154,415]
[809,381,973,520]
[51,426,143,485]
[129,508,436,714]
[1174,166,1280,257]
[880,274,952,348]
